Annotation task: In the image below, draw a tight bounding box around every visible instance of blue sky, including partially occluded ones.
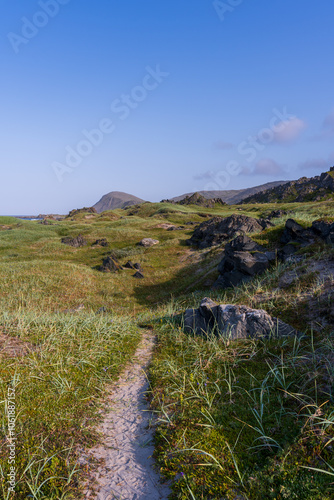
[1,0,334,214]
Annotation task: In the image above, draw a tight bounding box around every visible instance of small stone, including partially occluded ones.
[138,238,159,247]
[133,271,144,279]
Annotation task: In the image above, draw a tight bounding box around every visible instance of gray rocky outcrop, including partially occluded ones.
[184,298,297,340]
[214,234,275,288]
[92,238,108,247]
[186,214,272,249]
[61,234,87,247]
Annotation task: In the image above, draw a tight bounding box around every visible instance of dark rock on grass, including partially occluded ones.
[268,209,288,219]
[61,234,87,247]
[184,297,297,340]
[39,218,52,225]
[138,238,159,247]
[280,219,315,245]
[215,234,271,289]
[67,206,97,218]
[92,238,108,247]
[99,256,122,273]
[124,261,135,269]
[167,226,185,231]
[124,261,143,271]
[133,271,144,279]
[312,219,334,246]
[186,214,272,249]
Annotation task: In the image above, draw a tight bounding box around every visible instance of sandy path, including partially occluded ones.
[82,333,171,500]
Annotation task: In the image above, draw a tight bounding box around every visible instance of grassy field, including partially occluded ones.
[0,200,333,498]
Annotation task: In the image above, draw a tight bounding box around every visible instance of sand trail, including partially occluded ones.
[82,333,170,500]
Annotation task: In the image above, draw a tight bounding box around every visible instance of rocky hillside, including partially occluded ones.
[161,192,226,208]
[171,180,288,204]
[242,167,334,204]
[93,191,145,212]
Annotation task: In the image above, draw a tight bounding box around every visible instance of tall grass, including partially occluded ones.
[0,312,140,498]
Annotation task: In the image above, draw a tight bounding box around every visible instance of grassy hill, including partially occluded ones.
[0,200,333,499]
[93,190,145,212]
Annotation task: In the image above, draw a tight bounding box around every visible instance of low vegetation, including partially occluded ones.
[0,198,333,498]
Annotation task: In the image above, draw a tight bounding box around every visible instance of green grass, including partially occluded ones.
[149,313,334,499]
[0,312,140,498]
[0,199,333,499]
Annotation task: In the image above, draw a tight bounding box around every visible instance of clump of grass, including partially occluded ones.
[0,312,140,498]
[149,304,334,499]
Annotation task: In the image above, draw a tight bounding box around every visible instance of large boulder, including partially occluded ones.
[184,298,297,340]
[214,234,274,288]
[280,219,315,245]
[186,214,272,249]
[312,219,334,246]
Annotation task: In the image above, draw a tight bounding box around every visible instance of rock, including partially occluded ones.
[156,223,176,230]
[280,219,316,256]
[138,238,159,247]
[278,244,299,261]
[61,234,87,247]
[186,214,272,249]
[184,298,297,340]
[133,271,144,279]
[167,226,185,231]
[133,263,143,270]
[312,219,334,246]
[99,256,122,273]
[268,210,287,219]
[92,238,108,247]
[66,207,97,218]
[124,261,135,269]
[215,234,270,288]
[39,218,52,225]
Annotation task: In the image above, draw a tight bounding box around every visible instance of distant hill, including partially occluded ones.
[171,181,288,205]
[242,168,334,204]
[93,192,145,213]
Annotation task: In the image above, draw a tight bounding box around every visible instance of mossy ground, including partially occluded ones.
[0,199,333,498]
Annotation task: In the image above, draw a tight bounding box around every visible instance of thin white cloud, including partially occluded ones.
[298,151,334,173]
[271,117,307,143]
[241,158,286,176]
[309,107,334,141]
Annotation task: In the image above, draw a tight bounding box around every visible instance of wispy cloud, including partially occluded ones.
[193,170,215,181]
[309,107,334,142]
[298,151,334,173]
[241,158,286,176]
[270,117,306,144]
[213,140,234,150]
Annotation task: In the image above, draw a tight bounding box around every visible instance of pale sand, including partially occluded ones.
[81,333,171,500]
